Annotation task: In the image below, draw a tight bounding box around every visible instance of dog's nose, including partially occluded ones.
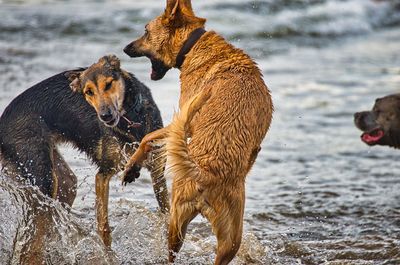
[123,44,131,55]
[123,42,144,58]
[354,112,367,121]
[100,112,113,122]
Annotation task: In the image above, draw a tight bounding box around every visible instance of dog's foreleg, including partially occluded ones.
[148,147,170,213]
[51,170,58,200]
[95,172,113,247]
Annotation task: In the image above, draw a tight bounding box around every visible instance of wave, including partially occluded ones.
[0,0,398,44]
[206,0,400,39]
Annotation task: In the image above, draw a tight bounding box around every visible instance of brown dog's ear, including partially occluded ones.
[65,70,82,92]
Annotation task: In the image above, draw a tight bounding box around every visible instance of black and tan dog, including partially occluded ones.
[354,93,400,148]
[123,1,273,264]
[0,55,169,246]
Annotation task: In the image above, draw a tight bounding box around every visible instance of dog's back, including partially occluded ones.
[0,71,103,151]
[179,32,272,180]
[0,72,101,198]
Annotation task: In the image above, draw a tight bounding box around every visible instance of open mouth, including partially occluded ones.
[361,128,384,145]
[150,58,171,81]
[122,44,170,80]
[102,116,120,128]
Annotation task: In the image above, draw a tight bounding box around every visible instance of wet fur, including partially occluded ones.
[0,58,169,247]
[123,1,273,264]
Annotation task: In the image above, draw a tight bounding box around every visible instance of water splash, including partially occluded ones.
[0,177,268,264]
[0,176,117,264]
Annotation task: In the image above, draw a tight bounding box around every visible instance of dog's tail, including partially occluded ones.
[167,90,211,186]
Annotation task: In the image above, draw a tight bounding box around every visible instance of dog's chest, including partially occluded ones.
[94,136,136,169]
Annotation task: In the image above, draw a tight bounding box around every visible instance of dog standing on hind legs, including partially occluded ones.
[123,0,273,263]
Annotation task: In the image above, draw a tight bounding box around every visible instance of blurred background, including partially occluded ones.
[0,0,399,264]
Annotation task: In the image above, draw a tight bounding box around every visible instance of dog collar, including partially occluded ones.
[132,92,143,114]
[121,92,143,128]
[175,28,206,69]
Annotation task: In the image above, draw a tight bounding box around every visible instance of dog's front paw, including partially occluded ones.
[122,164,141,185]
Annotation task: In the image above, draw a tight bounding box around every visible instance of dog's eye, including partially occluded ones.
[105,82,112,91]
[85,89,94,96]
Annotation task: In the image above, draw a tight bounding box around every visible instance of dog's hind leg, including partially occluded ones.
[95,170,114,247]
[168,179,199,262]
[203,187,245,265]
[5,127,56,198]
[52,148,77,206]
[168,204,198,262]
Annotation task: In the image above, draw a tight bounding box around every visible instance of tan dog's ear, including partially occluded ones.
[65,70,82,92]
[163,0,180,25]
[163,0,205,27]
[178,0,195,16]
[164,0,178,17]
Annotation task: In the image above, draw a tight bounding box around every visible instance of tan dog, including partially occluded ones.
[123,1,273,264]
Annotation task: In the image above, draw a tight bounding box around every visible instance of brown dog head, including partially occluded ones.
[123,0,206,80]
[66,55,126,127]
[354,94,400,147]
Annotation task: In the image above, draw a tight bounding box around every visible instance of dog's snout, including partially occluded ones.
[354,112,363,120]
[354,110,379,132]
[99,110,113,122]
[123,42,144,58]
[123,44,131,55]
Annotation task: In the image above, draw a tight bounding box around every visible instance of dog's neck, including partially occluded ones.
[176,28,207,69]
[115,74,146,139]
[177,31,261,106]
[180,31,257,75]
[123,84,143,119]
[387,130,400,149]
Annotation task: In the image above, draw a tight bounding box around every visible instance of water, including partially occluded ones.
[0,0,400,264]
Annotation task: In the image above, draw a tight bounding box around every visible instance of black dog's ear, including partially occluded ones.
[109,55,121,70]
[65,70,83,92]
[69,78,81,93]
[99,54,121,71]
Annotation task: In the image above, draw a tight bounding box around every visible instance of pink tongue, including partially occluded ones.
[151,69,156,79]
[362,130,384,143]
